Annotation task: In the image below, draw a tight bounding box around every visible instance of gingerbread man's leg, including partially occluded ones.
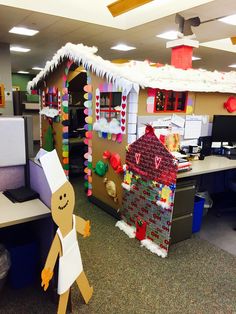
[57,288,70,314]
[76,271,93,304]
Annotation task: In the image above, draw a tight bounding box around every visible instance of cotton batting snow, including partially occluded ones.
[115,220,136,238]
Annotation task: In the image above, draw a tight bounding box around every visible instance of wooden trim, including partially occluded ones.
[107,0,153,17]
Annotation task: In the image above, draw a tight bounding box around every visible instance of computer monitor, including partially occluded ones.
[211,115,236,144]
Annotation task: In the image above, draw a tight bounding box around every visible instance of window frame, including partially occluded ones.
[99,91,122,122]
[153,89,188,113]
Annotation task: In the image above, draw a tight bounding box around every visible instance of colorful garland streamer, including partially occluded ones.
[61,62,70,177]
[83,73,93,197]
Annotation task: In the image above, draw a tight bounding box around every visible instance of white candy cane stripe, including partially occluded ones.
[58,91,61,115]
[42,91,46,107]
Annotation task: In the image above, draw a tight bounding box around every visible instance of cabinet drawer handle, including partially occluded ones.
[176,185,195,192]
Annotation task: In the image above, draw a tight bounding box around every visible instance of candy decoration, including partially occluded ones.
[58,91,61,117]
[83,72,93,196]
[104,178,118,203]
[93,160,108,177]
[61,63,70,176]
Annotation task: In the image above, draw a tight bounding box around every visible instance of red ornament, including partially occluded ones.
[103,150,111,159]
[224,96,236,113]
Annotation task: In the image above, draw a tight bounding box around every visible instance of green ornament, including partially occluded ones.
[93,160,108,177]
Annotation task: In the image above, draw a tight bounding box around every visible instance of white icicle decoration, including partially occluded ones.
[27,42,236,94]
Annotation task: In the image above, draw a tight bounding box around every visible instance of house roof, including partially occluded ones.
[126,126,177,186]
[28,42,236,94]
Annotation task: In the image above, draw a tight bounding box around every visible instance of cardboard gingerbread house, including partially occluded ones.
[27,42,236,219]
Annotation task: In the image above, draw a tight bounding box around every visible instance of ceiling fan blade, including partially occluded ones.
[231,37,236,45]
[107,0,154,17]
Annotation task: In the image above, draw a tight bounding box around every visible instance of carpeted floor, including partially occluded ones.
[0,177,236,313]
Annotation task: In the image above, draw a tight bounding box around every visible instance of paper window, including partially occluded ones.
[45,89,59,108]
[150,88,187,113]
[100,92,121,122]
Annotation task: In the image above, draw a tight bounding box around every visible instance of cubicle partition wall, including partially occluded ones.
[0,116,52,289]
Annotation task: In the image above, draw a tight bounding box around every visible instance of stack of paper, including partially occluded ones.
[177,158,192,173]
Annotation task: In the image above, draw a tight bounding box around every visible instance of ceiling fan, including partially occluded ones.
[107,0,154,17]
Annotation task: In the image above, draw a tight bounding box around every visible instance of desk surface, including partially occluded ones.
[177,155,236,179]
[0,192,50,228]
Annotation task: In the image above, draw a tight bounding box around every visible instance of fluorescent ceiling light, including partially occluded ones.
[219,14,236,25]
[228,64,236,68]
[10,46,31,52]
[156,30,178,40]
[192,56,201,61]
[32,66,44,71]
[17,71,29,74]
[9,27,39,36]
[111,44,136,51]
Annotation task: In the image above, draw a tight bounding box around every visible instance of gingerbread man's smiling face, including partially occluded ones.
[51,181,75,227]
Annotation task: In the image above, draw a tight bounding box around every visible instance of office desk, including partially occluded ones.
[170,156,236,244]
[0,192,50,228]
[0,191,53,282]
[178,155,236,179]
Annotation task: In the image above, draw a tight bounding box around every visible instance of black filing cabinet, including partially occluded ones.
[170,179,196,244]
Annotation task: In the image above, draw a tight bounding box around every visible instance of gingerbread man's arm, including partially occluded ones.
[41,233,61,291]
[75,215,91,237]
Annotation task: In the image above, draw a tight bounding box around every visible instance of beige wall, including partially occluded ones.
[138,88,236,121]
[194,92,236,120]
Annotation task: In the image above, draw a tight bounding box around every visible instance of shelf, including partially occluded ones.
[23,103,39,110]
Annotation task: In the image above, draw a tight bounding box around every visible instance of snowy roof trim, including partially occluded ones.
[28,42,236,94]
